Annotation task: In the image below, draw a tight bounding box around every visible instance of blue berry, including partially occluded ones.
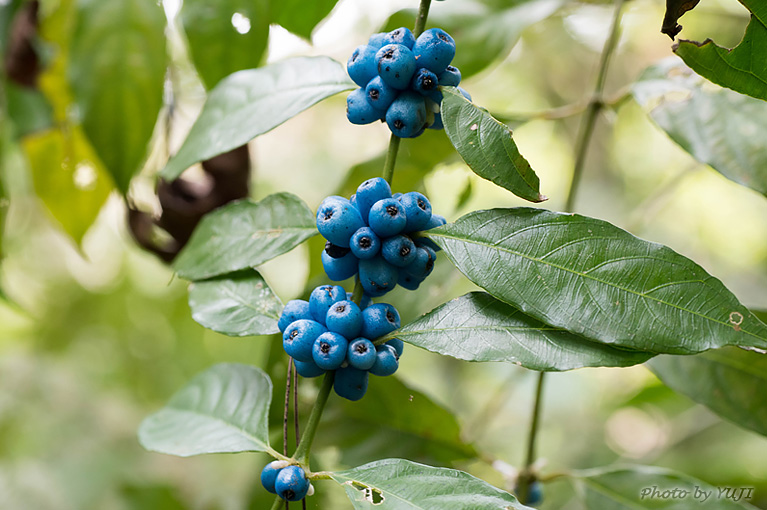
[400,191,432,232]
[312,331,348,370]
[347,338,377,370]
[402,245,436,279]
[316,196,365,248]
[370,344,399,376]
[261,460,285,494]
[347,87,385,125]
[376,44,416,90]
[358,256,399,297]
[350,227,382,260]
[424,213,446,230]
[365,76,398,112]
[386,338,405,356]
[361,303,400,339]
[458,87,472,102]
[381,234,417,267]
[383,27,415,49]
[368,198,407,238]
[385,91,428,138]
[413,28,456,74]
[334,366,369,401]
[283,319,327,362]
[356,177,392,221]
[398,271,423,290]
[347,45,378,87]
[438,65,461,87]
[321,249,358,282]
[410,68,439,95]
[428,112,443,130]
[514,481,544,507]
[324,241,351,258]
[278,300,311,333]
[294,359,326,378]
[309,284,346,324]
[275,465,310,502]
[368,32,387,50]
[325,300,363,339]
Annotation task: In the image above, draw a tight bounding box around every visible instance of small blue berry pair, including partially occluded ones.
[346,27,470,137]
[261,461,312,501]
[317,178,444,296]
[279,284,404,401]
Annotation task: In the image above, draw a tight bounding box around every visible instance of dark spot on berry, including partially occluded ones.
[438,33,449,42]
[385,66,391,72]
[382,48,395,59]
[320,342,331,354]
[394,120,404,129]
[355,343,368,354]
[284,490,295,500]
[426,259,434,271]
[386,311,396,323]
[324,209,334,220]
[359,236,372,249]
[351,50,359,62]
[393,29,402,38]
[323,286,333,296]
[422,76,436,89]
[290,330,299,340]
[369,89,380,100]
[417,199,427,210]
[399,245,411,257]
[325,242,350,258]
[447,65,457,72]
[335,304,346,313]
[394,72,400,78]
[386,205,399,216]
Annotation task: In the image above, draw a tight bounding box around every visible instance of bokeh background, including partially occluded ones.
[1,0,766,508]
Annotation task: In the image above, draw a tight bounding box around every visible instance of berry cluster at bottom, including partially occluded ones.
[279,284,403,401]
[261,461,312,502]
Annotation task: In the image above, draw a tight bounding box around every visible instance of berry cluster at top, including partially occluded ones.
[346,27,470,138]
[317,177,444,296]
[278,284,404,401]
[261,461,312,502]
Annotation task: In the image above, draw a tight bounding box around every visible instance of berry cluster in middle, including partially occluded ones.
[317,177,444,296]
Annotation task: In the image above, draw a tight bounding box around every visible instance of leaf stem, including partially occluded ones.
[564,0,627,213]
[413,0,432,38]
[293,371,335,465]
[516,372,546,503]
[382,134,401,185]
[270,495,283,510]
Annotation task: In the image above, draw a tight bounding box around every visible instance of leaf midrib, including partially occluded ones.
[162,406,269,451]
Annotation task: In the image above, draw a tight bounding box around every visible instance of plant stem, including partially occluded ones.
[351,276,364,305]
[564,0,627,213]
[294,371,335,465]
[516,372,546,502]
[382,134,401,185]
[413,0,432,37]
[270,495,283,510]
[283,359,293,457]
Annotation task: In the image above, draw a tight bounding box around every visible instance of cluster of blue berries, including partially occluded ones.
[278,284,403,401]
[346,27,469,138]
[261,461,312,502]
[317,177,444,296]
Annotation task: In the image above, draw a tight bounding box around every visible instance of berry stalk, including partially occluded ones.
[413,0,432,38]
[293,370,336,465]
[382,134,401,185]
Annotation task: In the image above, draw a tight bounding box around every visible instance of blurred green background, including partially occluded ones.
[2,0,767,508]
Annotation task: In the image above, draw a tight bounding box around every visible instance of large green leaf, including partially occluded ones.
[188,269,283,336]
[271,0,339,40]
[429,208,767,354]
[22,127,114,244]
[180,0,269,89]
[634,59,767,197]
[649,347,767,437]
[389,292,654,371]
[331,459,530,510]
[441,87,545,203]
[69,0,166,193]
[674,1,767,102]
[138,363,273,456]
[161,57,355,180]
[573,465,759,509]
[174,193,317,281]
[320,376,476,467]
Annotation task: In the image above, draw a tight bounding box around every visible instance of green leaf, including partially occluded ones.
[330,459,530,510]
[573,465,759,509]
[5,81,53,137]
[180,0,269,89]
[174,193,317,281]
[68,0,166,193]
[138,363,272,456]
[634,59,767,197]
[441,87,545,203]
[391,292,654,371]
[22,127,114,244]
[429,208,767,354]
[188,269,283,337]
[161,57,355,181]
[648,346,767,437]
[674,1,767,102]
[271,0,339,40]
[320,376,476,466]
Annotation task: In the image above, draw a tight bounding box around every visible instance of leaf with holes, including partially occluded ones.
[173,193,317,281]
[649,346,767,437]
[160,57,355,180]
[441,87,545,203]
[138,363,273,456]
[428,208,767,354]
[572,465,759,509]
[388,292,654,371]
[188,269,283,337]
[634,59,767,197]
[330,458,530,509]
